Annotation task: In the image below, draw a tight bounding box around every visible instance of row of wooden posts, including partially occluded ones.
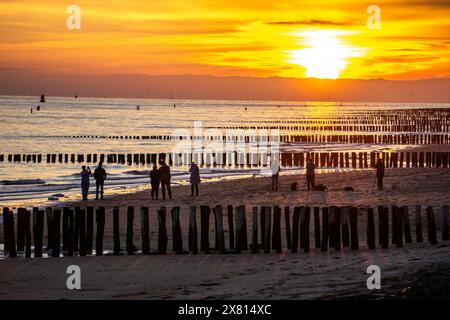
[40,133,450,145]
[2,151,450,169]
[2,205,449,258]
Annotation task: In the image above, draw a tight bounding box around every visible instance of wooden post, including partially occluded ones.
[96,207,105,256]
[45,207,53,252]
[442,205,449,241]
[367,207,376,249]
[188,206,198,254]
[415,205,423,242]
[321,207,329,252]
[349,207,359,250]
[73,207,80,253]
[200,205,211,253]
[251,207,259,253]
[340,206,350,248]
[291,207,300,253]
[33,208,44,257]
[235,206,246,253]
[17,208,26,252]
[227,205,234,249]
[24,209,32,257]
[67,209,74,256]
[313,207,321,249]
[78,208,86,256]
[284,207,292,250]
[126,206,135,255]
[86,206,94,254]
[378,206,389,248]
[52,209,61,257]
[329,206,341,251]
[171,206,183,254]
[263,206,271,253]
[426,206,438,245]
[272,206,282,253]
[260,206,266,249]
[402,206,412,243]
[3,208,10,253]
[62,207,69,252]
[393,206,403,248]
[213,206,225,253]
[141,207,150,255]
[157,206,168,254]
[303,207,310,253]
[4,208,17,257]
[113,207,121,255]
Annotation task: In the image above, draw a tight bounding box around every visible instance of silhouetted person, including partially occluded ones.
[94,163,107,200]
[189,162,200,196]
[80,165,91,200]
[150,163,160,200]
[376,158,385,190]
[159,160,172,200]
[306,158,316,191]
[271,158,280,191]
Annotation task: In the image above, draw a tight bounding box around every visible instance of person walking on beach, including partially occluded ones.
[159,160,172,200]
[150,163,160,200]
[306,158,316,191]
[189,162,201,196]
[80,165,91,200]
[94,163,107,200]
[271,158,280,191]
[376,158,385,190]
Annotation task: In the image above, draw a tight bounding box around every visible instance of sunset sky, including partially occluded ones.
[0,0,449,80]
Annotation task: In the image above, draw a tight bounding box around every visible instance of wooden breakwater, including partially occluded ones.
[36,132,450,145]
[2,151,450,169]
[2,205,449,257]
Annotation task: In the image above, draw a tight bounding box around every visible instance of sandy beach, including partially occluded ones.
[1,167,450,299]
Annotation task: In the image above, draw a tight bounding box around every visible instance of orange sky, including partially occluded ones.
[0,0,449,80]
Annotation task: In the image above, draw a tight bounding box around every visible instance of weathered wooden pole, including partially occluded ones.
[378,206,389,249]
[17,208,26,252]
[96,207,105,256]
[113,207,121,255]
[52,209,61,257]
[126,206,135,255]
[291,207,300,253]
[284,207,292,250]
[272,206,282,253]
[303,207,310,253]
[263,206,272,253]
[349,206,359,250]
[4,208,17,257]
[23,209,31,257]
[402,206,412,244]
[157,206,168,254]
[393,206,403,248]
[86,206,94,254]
[320,207,329,252]
[73,207,80,253]
[188,206,198,254]
[426,206,438,245]
[171,206,183,254]
[45,207,53,252]
[251,207,259,253]
[442,205,449,241]
[227,205,234,249]
[33,208,44,257]
[67,208,74,256]
[367,207,376,249]
[200,205,211,253]
[213,206,225,253]
[62,207,69,252]
[141,207,150,255]
[415,205,423,242]
[235,205,246,253]
[340,206,350,248]
[313,207,321,249]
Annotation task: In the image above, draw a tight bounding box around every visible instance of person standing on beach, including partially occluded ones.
[271,158,280,191]
[189,162,200,196]
[376,158,385,190]
[159,160,172,200]
[306,158,316,191]
[94,163,107,200]
[150,163,160,200]
[80,165,91,200]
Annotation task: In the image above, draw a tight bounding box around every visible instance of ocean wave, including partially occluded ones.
[0,179,46,185]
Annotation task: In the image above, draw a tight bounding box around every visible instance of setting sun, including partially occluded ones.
[288,30,364,79]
